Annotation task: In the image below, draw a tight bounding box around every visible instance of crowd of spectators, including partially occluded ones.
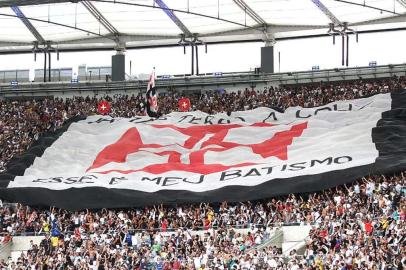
[0,172,404,269]
[0,77,405,269]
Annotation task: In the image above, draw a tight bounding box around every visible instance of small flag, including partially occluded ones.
[98,100,111,115]
[146,87,158,117]
[178,98,191,112]
[147,68,155,91]
[146,68,159,118]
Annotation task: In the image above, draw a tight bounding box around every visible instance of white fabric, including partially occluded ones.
[10,93,391,192]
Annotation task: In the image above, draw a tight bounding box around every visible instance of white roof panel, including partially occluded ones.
[0,7,35,43]
[19,3,108,42]
[92,1,182,36]
[168,0,257,34]
[322,0,406,24]
[245,0,331,26]
[0,0,404,52]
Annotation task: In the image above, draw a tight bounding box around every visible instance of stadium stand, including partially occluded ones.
[1,0,406,268]
[0,77,405,269]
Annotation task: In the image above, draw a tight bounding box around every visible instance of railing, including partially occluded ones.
[0,66,111,84]
[0,241,12,261]
[283,239,307,256]
[250,228,283,251]
[3,213,399,237]
[5,219,337,237]
[10,222,281,237]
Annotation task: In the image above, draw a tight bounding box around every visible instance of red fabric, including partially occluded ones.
[319,229,328,238]
[249,234,254,245]
[204,219,211,230]
[2,235,12,244]
[97,101,111,115]
[27,211,37,225]
[172,261,181,269]
[74,227,81,240]
[178,98,191,112]
[147,69,155,90]
[364,222,373,234]
[88,122,308,175]
[161,220,168,232]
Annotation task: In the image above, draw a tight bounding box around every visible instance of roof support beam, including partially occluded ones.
[351,13,406,26]
[0,0,257,31]
[396,0,406,8]
[0,0,75,8]
[201,24,327,38]
[333,0,400,15]
[10,5,46,44]
[310,0,341,25]
[60,34,180,44]
[2,26,406,54]
[231,0,267,25]
[153,0,192,37]
[82,0,119,36]
[0,12,115,40]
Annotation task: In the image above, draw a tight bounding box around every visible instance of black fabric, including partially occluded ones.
[0,115,85,187]
[146,87,159,118]
[372,90,406,174]
[0,163,375,210]
[0,91,406,210]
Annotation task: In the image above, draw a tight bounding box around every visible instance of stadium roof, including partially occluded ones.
[0,0,405,53]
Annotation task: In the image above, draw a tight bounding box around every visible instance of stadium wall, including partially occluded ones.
[0,64,405,99]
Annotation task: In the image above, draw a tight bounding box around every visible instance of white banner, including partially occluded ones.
[10,93,391,193]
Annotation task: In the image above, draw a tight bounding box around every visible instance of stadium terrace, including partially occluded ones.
[0,0,405,268]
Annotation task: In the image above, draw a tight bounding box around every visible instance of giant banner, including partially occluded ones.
[1,90,406,209]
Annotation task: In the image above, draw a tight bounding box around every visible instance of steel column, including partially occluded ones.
[195,44,199,75]
[43,51,47,82]
[48,51,51,81]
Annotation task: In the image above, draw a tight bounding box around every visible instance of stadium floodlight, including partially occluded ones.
[327,23,340,45]
[30,40,60,82]
[178,33,207,75]
[328,22,359,67]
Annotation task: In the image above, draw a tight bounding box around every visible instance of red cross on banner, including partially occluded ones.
[97,100,111,115]
[178,98,191,112]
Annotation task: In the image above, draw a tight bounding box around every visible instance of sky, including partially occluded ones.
[0,30,405,77]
